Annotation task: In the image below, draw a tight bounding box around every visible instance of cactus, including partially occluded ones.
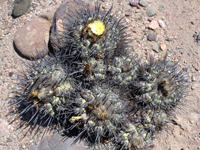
[12,56,79,132]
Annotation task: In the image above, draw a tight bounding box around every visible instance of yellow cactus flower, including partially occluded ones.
[90,20,105,36]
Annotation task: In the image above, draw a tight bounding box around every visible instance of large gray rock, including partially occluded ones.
[14,18,51,59]
[49,1,84,52]
[12,0,31,18]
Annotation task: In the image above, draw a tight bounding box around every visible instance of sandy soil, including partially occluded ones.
[0,0,200,150]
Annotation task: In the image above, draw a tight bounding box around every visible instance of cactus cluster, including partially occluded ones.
[12,1,188,150]
[12,56,80,132]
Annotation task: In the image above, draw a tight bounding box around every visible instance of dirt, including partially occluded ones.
[0,0,200,150]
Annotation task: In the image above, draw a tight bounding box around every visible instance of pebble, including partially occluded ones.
[148,20,159,30]
[160,43,166,51]
[12,0,31,18]
[129,0,139,7]
[152,42,159,52]
[125,12,130,16]
[139,0,148,7]
[191,75,196,81]
[8,72,13,77]
[147,33,157,41]
[146,5,157,17]
[157,19,166,28]
[166,36,173,42]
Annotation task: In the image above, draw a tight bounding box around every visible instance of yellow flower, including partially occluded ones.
[90,20,105,36]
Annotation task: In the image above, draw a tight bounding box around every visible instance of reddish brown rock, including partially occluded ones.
[148,20,159,30]
[49,1,85,52]
[14,18,51,59]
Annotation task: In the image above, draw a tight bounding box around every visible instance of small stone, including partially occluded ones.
[8,72,13,77]
[146,5,157,17]
[12,0,31,18]
[8,107,13,113]
[147,34,156,41]
[191,75,196,81]
[160,43,166,51]
[14,18,51,59]
[166,36,173,42]
[125,12,130,16]
[139,0,148,7]
[148,20,159,30]
[22,144,26,149]
[129,0,139,7]
[157,19,165,28]
[152,42,159,52]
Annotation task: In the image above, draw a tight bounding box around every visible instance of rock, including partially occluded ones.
[157,19,165,28]
[14,18,51,59]
[129,0,139,7]
[160,43,166,51]
[12,0,31,18]
[146,5,157,17]
[125,12,130,16]
[8,72,13,77]
[37,132,89,150]
[191,75,196,81]
[165,36,173,42]
[152,42,159,52]
[148,20,159,30]
[50,1,84,52]
[139,0,148,7]
[187,112,200,124]
[39,10,56,24]
[147,34,156,41]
